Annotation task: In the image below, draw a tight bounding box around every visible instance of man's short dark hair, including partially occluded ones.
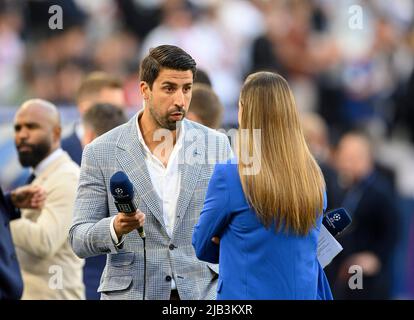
[77,72,123,103]
[195,69,212,87]
[139,45,197,89]
[82,103,128,137]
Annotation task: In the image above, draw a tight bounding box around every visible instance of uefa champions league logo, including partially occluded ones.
[115,188,123,195]
[329,213,341,224]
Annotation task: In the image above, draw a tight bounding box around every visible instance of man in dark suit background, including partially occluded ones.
[328,131,399,299]
[0,184,45,300]
[61,72,125,166]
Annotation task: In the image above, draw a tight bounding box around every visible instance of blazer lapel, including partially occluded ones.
[115,115,166,232]
[173,120,205,232]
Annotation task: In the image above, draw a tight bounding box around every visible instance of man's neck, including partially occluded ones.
[139,111,177,152]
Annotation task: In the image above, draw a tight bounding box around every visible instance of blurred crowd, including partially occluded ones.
[1,0,414,299]
[0,0,412,135]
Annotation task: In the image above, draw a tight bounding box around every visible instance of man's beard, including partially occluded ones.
[149,105,186,131]
[16,140,51,168]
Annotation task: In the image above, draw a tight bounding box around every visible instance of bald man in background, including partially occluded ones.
[61,72,125,166]
[11,99,84,299]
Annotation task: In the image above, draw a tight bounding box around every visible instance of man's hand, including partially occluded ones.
[11,185,46,209]
[114,210,145,240]
[211,237,220,245]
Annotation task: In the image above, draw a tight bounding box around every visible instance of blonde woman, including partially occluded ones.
[192,71,333,299]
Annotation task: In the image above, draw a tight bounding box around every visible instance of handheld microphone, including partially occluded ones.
[322,207,352,238]
[110,171,146,239]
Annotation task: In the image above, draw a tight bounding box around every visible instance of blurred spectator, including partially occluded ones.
[115,0,162,41]
[11,99,84,299]
[0,0,25,105]
[61,71,125,166]
[327,131,399,299]
[81,102,128,147]
[80,102,128,300]
[187,83,223,129]
[301,112,344,211]
[194,68,212,87]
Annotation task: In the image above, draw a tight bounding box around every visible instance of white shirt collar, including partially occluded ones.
[33,148,64,176]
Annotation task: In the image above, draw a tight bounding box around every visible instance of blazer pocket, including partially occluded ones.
[98,275,133,293]
[108,252,135,267]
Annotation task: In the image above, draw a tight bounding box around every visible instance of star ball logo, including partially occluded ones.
[333,213,341,221]
[115,188,123,195]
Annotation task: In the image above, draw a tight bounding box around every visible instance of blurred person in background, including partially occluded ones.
[187,83,223,130]
[328,131,399,299]
[80,102,128,300]
[81,103,128,148]
[61,71,125,166]
[301,112,344,211]
[11,99,84,299]
[0,0,25,105]
[194,68,212,87]
[1,184,45,300]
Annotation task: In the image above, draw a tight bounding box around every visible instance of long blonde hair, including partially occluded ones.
[237,71,325,236]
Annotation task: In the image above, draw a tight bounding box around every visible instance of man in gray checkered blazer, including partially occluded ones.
[69,45,232,300]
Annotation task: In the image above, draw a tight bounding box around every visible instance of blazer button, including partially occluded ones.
[169,244,175,250]
[165,275,172,282]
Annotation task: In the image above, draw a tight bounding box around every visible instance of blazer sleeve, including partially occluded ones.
[69,144,120,258]
[1,192,20,221]
[192,163,231,264]
[10,169,78,259]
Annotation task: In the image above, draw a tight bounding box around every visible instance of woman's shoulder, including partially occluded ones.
[215,157,238,173]
[211,158,241,187]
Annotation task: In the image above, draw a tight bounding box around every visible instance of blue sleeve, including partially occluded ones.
[3,192,20,221]
[192,164,231,264]
[317,262,334,300]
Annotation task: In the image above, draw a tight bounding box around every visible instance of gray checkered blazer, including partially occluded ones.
[69,115,233,300]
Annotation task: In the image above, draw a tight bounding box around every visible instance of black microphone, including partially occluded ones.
[322,207,352,238]
[110,171,146,239]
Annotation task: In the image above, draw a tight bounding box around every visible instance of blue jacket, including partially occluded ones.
[192,160,333,300]
[61,130,83,166]
[0,188,23,300]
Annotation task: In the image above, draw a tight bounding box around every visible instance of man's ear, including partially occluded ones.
[54,126,62,142]
[140,81,150,100]
[81,128,96,148]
